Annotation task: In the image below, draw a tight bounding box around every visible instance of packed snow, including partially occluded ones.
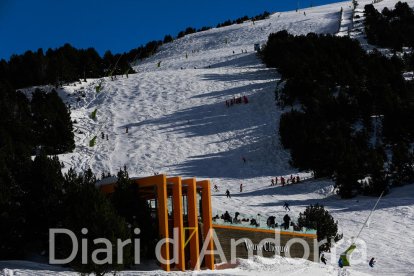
[3,0,414,275]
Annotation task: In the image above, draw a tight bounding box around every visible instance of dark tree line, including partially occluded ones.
[0,44,135,89]
[0,83,74,156]
[261,31,414,198]
[124,40,163,64]
[0,151,155,275]
[364,2,414,71]
[216,11,270,28]
[365,2,414,51]
[174,11,271,40]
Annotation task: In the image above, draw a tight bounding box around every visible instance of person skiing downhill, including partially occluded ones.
[240,183,243,192]
[226,189,231,198]
[369,257,376,268]
[283,202,290,211]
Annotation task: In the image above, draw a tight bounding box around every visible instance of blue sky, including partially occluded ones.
[0,0,341,60]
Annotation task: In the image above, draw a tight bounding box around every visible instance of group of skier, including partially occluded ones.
[271,175,301,186]
[214,211,261,226]
[101,132,109,140]
[232,49,248,54]
[224,184,243,198]
[225,95,249,107]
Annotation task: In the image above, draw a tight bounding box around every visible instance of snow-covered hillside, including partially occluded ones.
[3,0,414,275]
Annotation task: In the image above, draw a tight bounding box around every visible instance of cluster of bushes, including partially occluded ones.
[261,31,414,197]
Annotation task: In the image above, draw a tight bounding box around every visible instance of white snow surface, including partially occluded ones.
[5,0,414,275]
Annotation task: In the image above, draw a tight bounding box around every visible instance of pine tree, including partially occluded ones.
[163,34,174,44]
[31,89,75,154]
[89,136,97,147]
[59,169,132,275]
[391,142,414,186]
[365,147,389,196]
[23,154,65,249]
[298,204,342,253]
[335,144,363,198]
[90,108,98,120]
[0,153,27,259]
[111,168,157,259]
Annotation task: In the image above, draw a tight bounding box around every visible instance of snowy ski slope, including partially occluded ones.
[3,0,414,275]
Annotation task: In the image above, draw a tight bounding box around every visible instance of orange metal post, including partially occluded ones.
[197,180,214,270]
[183,178,200,270]
[168,177,185,271]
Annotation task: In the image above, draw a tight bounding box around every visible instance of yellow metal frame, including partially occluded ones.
[182,178,200,270]
[197,180,215,270]
[168,177,185,271]
[99,174,215,272]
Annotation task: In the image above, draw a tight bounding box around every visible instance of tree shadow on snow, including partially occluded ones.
[208,53,267,69]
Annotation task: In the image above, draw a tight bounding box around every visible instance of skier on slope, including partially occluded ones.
[240,183,243,192]
[321,254,327,265]
[369,257,376,268]
[226,189,231,198]
[283,202,290,211]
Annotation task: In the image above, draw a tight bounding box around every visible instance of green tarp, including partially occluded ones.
[340,244,357,266]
